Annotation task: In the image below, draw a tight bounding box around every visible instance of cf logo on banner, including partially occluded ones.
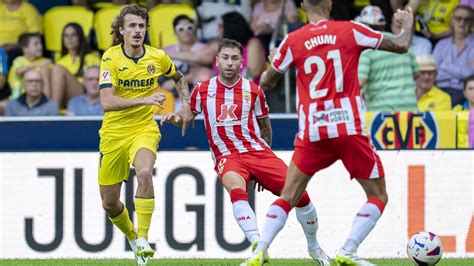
[217,104,238,121]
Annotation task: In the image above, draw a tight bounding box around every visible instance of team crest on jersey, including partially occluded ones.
[147,64,156,74]
[243,92,251,104]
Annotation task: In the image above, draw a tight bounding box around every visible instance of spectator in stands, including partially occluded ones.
[433,5,474,107]
[251,0,301,51]
[196,0,252,42]
[415,55,452,111]
[0,0,42,52]
[67,65,103,116]
[358,7,418,112]
[167,12,266,83]
[51,23,100,108]
[416,0,458,41]
[454,75,474,110]
[4,68,58,116]
[0,48,7,95]
[8,33,51,100]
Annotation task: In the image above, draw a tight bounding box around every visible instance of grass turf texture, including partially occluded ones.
[0,259,473,265]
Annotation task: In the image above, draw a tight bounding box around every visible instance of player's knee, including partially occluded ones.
[102,198,120,214]
[136,168,153,181]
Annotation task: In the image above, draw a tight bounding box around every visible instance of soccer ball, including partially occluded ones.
[407,231,443,265]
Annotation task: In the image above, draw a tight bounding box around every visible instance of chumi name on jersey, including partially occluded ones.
[118,78,155,88]
[313,109,350,125]
[304,35,337,50]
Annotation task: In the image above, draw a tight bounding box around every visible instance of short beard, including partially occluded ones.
[131,43,141,49]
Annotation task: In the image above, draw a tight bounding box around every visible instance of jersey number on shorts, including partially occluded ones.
[304,49,343,99]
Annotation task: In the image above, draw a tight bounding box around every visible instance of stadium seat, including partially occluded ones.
[148,4,196,48]
[44,6,94,52]
[94,6,123,51]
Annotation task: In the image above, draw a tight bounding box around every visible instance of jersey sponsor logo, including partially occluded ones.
[147,64,156,74]
[118,67,128,71]
[312,109,350,125]
[101,70,111,82]
[102,57,111,62]
[117,78,155,88]
[370,112,438,149]
[217,104,241,126]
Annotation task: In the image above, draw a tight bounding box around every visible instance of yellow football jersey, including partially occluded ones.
[417,0,459,34]
[99,44,176,138]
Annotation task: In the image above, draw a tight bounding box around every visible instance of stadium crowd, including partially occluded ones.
[0,0,472,116]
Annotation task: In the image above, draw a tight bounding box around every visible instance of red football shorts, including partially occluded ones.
[214,149,287,196]
[292,135,385,179]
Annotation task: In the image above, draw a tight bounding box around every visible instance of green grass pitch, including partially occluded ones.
[0,259,473,265]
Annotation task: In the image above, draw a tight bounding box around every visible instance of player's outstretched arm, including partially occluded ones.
[100,85,165,112]
[260,67,284,91]
[257,115,272,147]
[378,7,414,53]
[169,70,194,136]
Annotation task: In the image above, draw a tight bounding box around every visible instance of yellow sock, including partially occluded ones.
[134,197,155,240]
[109,206,137,241]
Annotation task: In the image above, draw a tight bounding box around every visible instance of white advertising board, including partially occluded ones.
[0,151,472,258]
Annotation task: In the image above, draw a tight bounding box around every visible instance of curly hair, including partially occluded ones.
[111,4,150,45]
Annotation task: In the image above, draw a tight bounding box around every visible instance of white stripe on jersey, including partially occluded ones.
[353,28,380,48]
[195,86,202,113]
[308,103,320,142]
[356,95,367,135]
[324,100,339,139]
[241,79,265,150]
[224,86,248,153]
[207,78,230,156]
[273,35,293,73]
[298,104,306,141]
[340,97,357,135]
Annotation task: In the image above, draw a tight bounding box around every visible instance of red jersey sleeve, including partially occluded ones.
[189,84,201,114]
[350,21,383,50]
[271,35,294,73]
[254,85,269,118]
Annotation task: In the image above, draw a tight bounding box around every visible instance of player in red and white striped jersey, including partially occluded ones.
[243,0,415,265]
[162,38,330,265]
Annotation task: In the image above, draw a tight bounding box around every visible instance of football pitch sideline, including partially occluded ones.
[0,259,473,265]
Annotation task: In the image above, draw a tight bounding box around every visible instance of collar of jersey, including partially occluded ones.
[217,75,242,89]
[309,19,328,26]
[121,44,146,64]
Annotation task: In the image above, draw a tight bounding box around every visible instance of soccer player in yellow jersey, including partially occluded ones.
[98,5,193,265]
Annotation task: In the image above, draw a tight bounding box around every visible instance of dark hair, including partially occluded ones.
[173,14,194,29]
[112,4,149,45]
[61,23,90,77]
[221,12,254,46]
[453,5,474,19]
[18,32,41,49]
[217,38,243,55]
[464,75,474,90]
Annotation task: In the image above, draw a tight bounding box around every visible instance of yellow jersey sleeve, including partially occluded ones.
[99,49,117,89]
[157,50,176,78]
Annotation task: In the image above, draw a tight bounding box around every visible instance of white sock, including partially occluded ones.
[342,202,382,253]
[254,204,289,254]
[232,200,259,244]
[296,202,320,251]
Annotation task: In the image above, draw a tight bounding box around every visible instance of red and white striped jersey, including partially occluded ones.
[190,76,270,160]
[272,20,383,143]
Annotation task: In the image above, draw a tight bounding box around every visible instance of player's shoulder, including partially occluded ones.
[144,44,166,58]
[101,45,121,61]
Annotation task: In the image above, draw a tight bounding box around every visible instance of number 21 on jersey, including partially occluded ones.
[304,49,343,99]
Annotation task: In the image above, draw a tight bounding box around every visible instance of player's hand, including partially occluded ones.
[179,104,194,136]
[143,93,166,108]
[394,7,414,31]
[160,112,182,127]
[253,181,265,192]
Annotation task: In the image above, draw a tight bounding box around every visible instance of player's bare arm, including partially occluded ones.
[100,85,165,111]
[378,7,414,53]
[160,110,197,127]
[257,115,272,147]
[169,70,194,135]
[259,67,284,91]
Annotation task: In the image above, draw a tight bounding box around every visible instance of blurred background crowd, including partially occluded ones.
[0,0,472,116]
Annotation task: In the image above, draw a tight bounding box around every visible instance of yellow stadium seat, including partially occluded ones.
[44,6,94,52]
[94,6,123,51]
[297,7,307,23]
[148,4,196,48]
